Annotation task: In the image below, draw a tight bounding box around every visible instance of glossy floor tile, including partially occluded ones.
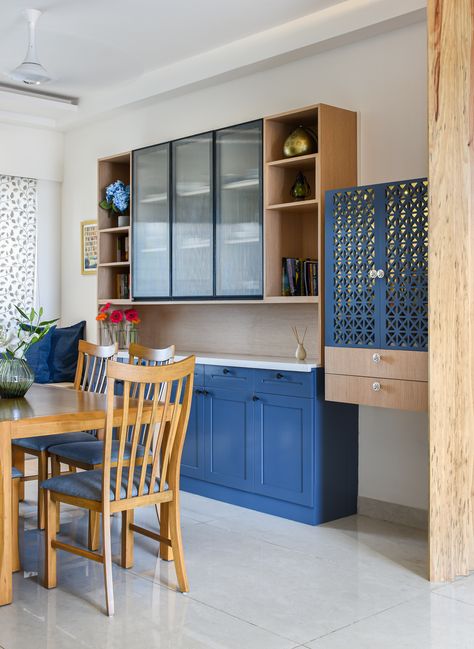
[1,486,473,648]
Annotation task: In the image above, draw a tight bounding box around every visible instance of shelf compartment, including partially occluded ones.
[97,152,131,230]
[98,266,131,301]
[264,106,318,164]
[99,228,130,264]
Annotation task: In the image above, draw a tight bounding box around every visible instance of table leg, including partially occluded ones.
[0,422,12,605]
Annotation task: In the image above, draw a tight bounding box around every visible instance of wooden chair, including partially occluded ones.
[41,355,195,616]
[12,341,117,530]
[48,343,175,549]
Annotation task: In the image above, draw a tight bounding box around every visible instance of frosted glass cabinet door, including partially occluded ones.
[172,133,213,297]
[132,144,170,298]
[216,121,263,297]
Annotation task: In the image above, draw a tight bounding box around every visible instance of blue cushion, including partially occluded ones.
[12,432,96,452]
[48,440,149,466]
[49,321,86,383]
[41,466,165,502]
[23,325,56,383]
[12,467,22,479]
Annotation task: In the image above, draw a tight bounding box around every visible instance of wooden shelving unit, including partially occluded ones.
[97,152,132,302]
[264,104,357,362]
[96,104,357,364]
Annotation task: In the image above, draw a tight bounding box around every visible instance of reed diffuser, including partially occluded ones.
[291,326,307,361]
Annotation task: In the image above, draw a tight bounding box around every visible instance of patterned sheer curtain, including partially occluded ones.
[0,176,37,328]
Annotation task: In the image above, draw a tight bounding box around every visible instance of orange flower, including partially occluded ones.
[96,312,108,321]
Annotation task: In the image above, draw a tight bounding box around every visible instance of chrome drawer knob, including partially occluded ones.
[376,269,385,279]
[368,269,377,279]
[372,382,381,392]
[372,353,381,364]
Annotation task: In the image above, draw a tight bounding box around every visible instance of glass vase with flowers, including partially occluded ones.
[0,306,58,398]
[96,304,140,349]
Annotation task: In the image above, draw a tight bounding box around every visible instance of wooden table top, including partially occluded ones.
[0,384,152,439]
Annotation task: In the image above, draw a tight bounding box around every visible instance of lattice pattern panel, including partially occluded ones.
[331,188,377,346]
[384,180,428,350]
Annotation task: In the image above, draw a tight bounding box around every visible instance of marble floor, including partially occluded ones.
[1,485,474,649]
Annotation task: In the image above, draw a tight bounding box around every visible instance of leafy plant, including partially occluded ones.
[0,306,59,360]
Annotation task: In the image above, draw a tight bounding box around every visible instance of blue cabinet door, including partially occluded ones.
[203,388,254,491]
[253,393,313,506]
[180,389,205,479]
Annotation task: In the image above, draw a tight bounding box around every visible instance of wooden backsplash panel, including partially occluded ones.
[136,304,319,361]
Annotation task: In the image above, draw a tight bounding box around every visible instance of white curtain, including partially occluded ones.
[0,175,37,327]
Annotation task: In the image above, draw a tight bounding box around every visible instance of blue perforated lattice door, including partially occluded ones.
[325,178,428,351]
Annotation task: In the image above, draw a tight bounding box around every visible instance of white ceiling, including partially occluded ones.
[0,0,426,129]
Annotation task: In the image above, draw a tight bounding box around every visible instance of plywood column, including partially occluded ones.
[428,0,474,581]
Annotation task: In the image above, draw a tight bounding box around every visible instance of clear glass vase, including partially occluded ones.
[0,358,34,398]
[99,323,139,350]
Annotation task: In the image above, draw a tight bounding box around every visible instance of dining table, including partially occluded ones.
[0,383,156,606]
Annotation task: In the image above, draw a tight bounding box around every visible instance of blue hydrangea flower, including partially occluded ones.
[105,180,124,203]
[113,186,130,213]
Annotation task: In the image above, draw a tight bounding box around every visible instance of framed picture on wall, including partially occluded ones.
[81,220,98,274]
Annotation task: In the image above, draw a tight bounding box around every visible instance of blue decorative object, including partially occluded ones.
[325,178,428,351]
[48,321,86,383]
[23,325,56,383]
[100,180,130,215]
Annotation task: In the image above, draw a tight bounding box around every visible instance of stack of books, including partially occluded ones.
[282,258,318,296]
[116,273,130,299]
[116,235,129,262]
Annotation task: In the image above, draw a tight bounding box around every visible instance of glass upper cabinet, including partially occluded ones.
[172,133,213,297]
[132,144,170,298]
[215,121,262,297]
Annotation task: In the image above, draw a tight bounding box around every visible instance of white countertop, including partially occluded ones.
[117,350,318,373]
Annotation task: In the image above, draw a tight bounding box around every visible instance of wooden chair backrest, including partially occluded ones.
[103,356,195,505]
[128,343,175,400]
[74,340,118,393]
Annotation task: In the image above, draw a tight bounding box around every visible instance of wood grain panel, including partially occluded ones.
[325,374,427,412]
[325,347,428,381]
[428,0,474,581]
[0,423,12,605]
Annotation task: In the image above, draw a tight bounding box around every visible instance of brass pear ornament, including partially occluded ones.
[283,125,317,158]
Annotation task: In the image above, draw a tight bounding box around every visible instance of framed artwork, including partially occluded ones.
[81,220,98,274]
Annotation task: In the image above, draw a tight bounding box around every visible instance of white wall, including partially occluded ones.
[61,20,428,509]
[0,123,64,323]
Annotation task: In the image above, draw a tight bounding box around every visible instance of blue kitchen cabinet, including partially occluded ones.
[203,387,254,492]
[253,392,313,507]
[180,364,359,525]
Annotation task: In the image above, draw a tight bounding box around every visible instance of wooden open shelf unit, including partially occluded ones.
[96,104,357,365]
[264,103,357,362]
[97,152,132,301]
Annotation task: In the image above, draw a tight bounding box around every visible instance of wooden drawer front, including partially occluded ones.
[204,365,254,391]
[325,347,428,382]
[254,369,314,398]
[325,374,428,411]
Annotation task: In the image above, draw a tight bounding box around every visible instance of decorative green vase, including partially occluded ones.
[290,171,311,201]
[283,125,317,158]
[0,358,34,398]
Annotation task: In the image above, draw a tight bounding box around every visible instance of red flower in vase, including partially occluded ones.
[99,302,111,313]
[124,308,140,324]
[110,310,124,324]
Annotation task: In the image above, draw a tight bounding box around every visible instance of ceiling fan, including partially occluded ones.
[9,8,52,86]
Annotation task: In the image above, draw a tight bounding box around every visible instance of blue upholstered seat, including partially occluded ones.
[12,432,96,452]
[41,466,166,502]
[12,467,22,479]
[48,440,150,466]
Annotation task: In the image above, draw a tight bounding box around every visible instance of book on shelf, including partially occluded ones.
[282,258,318,297]
[116,272,130,299]
[116,235,129,262]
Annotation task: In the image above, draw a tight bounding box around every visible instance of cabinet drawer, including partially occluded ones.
[204,365,254,391]
[325,373,427,411]
[254,369,314,398]
[325,347,428,382]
